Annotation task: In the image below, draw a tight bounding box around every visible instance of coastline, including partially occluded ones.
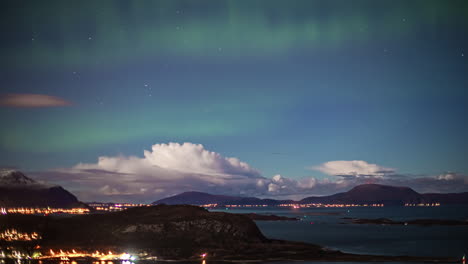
[0,205,463,263]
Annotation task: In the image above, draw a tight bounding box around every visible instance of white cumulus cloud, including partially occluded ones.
[437,173,456,181]
[312,160,395,178]
[142,142,260,177]
[36,142,269,202]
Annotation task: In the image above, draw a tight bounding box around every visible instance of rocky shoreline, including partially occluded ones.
[202,240,459,262]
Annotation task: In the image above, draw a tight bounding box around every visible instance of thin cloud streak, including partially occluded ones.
[0,93,72,108]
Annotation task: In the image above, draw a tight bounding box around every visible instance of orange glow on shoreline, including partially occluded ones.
[0,207,89,215]
[0,229,41,241]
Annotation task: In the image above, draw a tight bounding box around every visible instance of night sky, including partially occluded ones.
[1,0,467,202]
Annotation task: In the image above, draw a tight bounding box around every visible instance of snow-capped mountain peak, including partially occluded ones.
[0,169,37,185]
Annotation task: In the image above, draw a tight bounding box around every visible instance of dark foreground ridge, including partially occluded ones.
[0,205,458,262]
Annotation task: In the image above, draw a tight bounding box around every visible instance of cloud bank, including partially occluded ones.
[313,160,395,178]
[29,143,468,202]
[0,93,71,108]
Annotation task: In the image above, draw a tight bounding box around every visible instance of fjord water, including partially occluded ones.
[214,206,468,258]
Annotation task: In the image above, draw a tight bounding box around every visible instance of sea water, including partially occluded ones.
[214,206,468,258]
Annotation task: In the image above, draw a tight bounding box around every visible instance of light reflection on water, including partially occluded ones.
[2,261,137,264]
[93,261,118,264]
[0,260,458,264]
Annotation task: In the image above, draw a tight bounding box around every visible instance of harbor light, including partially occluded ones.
[119,253,136,261]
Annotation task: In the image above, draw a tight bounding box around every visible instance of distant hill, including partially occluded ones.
[222,197,296,206]
[0,169,85,208]
[154,184,468,206]
[300,184,424,205]
[153,191,294,206]
[154,191,241,205]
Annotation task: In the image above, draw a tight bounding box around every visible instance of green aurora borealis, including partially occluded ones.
[3,1,467,68]
[1,0,467,180]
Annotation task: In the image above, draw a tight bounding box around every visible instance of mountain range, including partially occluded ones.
[0,169,85,208]
[154,184,468,206]
[2,169,467,208]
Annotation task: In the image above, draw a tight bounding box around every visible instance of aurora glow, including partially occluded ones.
[2,1,467,68]
[0,0,467,198]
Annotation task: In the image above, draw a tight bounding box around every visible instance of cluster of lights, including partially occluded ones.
[202,204,390,209]
[405,203,440,207]
[87,203,151,212]
[0,249,143,261]
[0,229,41,241]
[0,249,39,260]
[0,207,89,215]
[200,204,219,208]
[44,249,139,261]
[223,205,269,208]
[279,203,385,208]
[0,247,203,261]
[212,203,446,208]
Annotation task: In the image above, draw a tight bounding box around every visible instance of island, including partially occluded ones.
[240,213,299,221]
